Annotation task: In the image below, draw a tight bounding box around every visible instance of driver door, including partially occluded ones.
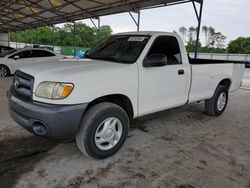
[138,35,190,116]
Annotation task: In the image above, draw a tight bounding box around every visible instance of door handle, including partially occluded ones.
[178,69,185,75]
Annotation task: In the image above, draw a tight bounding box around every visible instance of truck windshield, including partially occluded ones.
[85,35,150,64]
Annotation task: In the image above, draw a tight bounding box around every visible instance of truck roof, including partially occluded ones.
[114,31,180,36]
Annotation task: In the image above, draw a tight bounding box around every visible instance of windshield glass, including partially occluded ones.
[85,35,150,64]
[0,49,17,57]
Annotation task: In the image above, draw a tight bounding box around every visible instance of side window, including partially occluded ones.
[147,36,182,65]
[42,50,55,57]
[32,50,55,57]
[9,50,33,59]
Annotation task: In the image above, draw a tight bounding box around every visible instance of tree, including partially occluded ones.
[213,32,227,48]
[181,25,227,53]
[98,25,112,41]
[207,26,215,48]
[186,40,201,52]
[188,26,196,42]
[227,37,250,54]
[200,25,227,52]
[202,25,209,47]
[10,22,113,48]
[178,26,187,42]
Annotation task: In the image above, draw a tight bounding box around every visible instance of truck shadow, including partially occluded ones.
[0,103,207,188]
[0,136,59,188]
[130,102,210,133]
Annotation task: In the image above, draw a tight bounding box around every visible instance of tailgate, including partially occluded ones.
[230,63,245,92]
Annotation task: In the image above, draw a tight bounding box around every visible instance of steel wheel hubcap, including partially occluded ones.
[217,92,226,111]
[94,117,123,151]
[0,67,7,77]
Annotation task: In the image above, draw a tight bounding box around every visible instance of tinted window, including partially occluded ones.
[9,50,33,59]
[0,46,13,53]
[32,50,55,57]
[0,49,16,57]
[147,36,182,65]
[86,35,150,64]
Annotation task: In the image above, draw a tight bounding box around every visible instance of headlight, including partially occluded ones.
[35,82,74,99]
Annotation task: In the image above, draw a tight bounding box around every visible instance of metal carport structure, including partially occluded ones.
[0,0,203,57]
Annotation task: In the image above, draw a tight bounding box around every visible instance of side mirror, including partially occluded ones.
[143,53,168,67]
[14,55,20,60]
[83,50,89,58]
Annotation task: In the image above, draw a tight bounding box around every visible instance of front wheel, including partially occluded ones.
[76,102,129,159]
[205,85,228,116]
[0,65,10,77]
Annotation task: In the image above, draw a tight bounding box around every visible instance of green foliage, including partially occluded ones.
[227,37,250,54]
[186,40,201,52]
[98,25,113,41]
[10,22,113,48]
[178,25,227,53]
[10,23,249,55]
[185,40,227,53]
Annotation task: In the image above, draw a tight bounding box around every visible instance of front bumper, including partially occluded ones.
[8,88,88,138]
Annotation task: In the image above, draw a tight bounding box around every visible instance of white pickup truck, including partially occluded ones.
[8,31,245,159]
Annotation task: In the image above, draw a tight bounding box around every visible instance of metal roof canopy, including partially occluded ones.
[0,0,203,57]
[0,0,202,32]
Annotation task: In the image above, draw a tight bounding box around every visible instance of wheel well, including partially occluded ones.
[218,79,231,90]
[86,94,134,119]
[0,64,10,70]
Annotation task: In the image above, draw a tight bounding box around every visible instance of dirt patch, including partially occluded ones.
[0,136,57,188]
[176,184,196,188]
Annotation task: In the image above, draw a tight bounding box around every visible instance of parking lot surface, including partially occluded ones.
[0,70,250,188]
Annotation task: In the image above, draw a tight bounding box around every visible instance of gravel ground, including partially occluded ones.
[0,70,250,188]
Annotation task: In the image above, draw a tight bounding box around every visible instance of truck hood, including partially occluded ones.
[19,58,130,81]
[19,58,138,106]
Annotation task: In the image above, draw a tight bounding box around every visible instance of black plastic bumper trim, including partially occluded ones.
[8,88,88,138]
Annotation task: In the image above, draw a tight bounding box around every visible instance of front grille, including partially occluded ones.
[13,70,34,100]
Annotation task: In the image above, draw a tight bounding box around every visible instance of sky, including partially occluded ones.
[77,0,250,45]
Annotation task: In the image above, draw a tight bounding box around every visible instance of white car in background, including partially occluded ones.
[0,48,63,77]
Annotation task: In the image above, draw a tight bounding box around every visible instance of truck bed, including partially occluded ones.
[189,58,245,65]
[188,58,245,103]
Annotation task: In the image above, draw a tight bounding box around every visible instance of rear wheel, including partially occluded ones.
[0,65,10,77]
[205,85,228,116]
[76,102,129,159]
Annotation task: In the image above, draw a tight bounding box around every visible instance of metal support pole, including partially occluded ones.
[98,17,100,40]
[73,21,76,58]
[194,1,203,58]
[25,30,27,47]
[36,28,39,45]
[128,11,140,31]
[8,32,10,47]
[191,0,199,21]
[15,32,17,49]
[90,17,100,41]
[137,11,140,31]
[52,26,55,51]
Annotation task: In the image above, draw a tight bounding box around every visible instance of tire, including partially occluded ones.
[0,65,10,77]
[76,102,129,159]
[205,85,228,116]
